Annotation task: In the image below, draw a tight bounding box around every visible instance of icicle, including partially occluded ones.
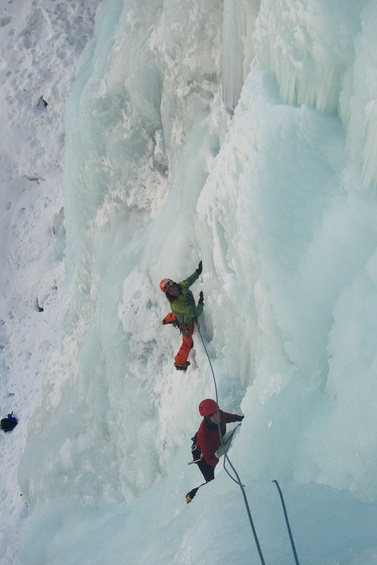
[221,0,259,111]
[362,100,377,188]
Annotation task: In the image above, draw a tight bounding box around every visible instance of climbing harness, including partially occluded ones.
[272,480,301,565]
[188,428,238,465]
[196,320,266,565]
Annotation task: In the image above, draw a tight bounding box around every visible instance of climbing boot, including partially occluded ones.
[174,361,190,371]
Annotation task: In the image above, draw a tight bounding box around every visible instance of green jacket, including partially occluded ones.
[171,271,203,324]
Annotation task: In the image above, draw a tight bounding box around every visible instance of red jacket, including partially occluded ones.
[196,409,239,467]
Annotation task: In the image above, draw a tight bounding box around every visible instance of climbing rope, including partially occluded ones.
[272,480,301,565]
[196,320,266,565]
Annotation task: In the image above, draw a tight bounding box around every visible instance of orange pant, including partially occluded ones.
[162,313,194,364]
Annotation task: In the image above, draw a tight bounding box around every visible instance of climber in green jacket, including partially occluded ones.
[160,261,204,370]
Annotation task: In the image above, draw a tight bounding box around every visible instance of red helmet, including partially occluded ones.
[199,398,218,416]
[160,278,174,293]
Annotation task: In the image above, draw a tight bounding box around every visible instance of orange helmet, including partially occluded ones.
[160,278,174,293]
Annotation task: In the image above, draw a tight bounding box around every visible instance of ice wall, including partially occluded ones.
[221,0,260,111]
[19,0,224,508]
[254,0,377,189]
[345,2,377,187]
[254,0,361,114]
[18,0,377,562]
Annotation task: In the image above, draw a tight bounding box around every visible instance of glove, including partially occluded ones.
[198,291,204,305]
[235,415,244,422]
[196,260,203,275]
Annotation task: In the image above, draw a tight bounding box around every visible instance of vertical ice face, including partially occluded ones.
[252,0,377,189]
[20,0,225,510]
[345,1,377,188]
[254,0,362,114]
[17,0,377,562]
[20,0,377,510]
[221,0,260,111]
[152,0,223,168]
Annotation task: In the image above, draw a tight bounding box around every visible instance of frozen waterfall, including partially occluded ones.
[16,1,377,563]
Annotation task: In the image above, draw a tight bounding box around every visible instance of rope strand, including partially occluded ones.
[272,480,301,565]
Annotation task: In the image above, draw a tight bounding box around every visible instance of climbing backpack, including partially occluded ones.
[1,413,18,432]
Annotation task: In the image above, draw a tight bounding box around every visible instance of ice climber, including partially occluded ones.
[160,261,204,371]
[186,398,244,503]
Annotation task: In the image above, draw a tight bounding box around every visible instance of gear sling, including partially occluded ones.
[190,433,215,482]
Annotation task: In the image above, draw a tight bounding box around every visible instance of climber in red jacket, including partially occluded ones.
[190,398,244,485]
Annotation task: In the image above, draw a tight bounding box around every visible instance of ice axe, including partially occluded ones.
[187,456,203,465]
